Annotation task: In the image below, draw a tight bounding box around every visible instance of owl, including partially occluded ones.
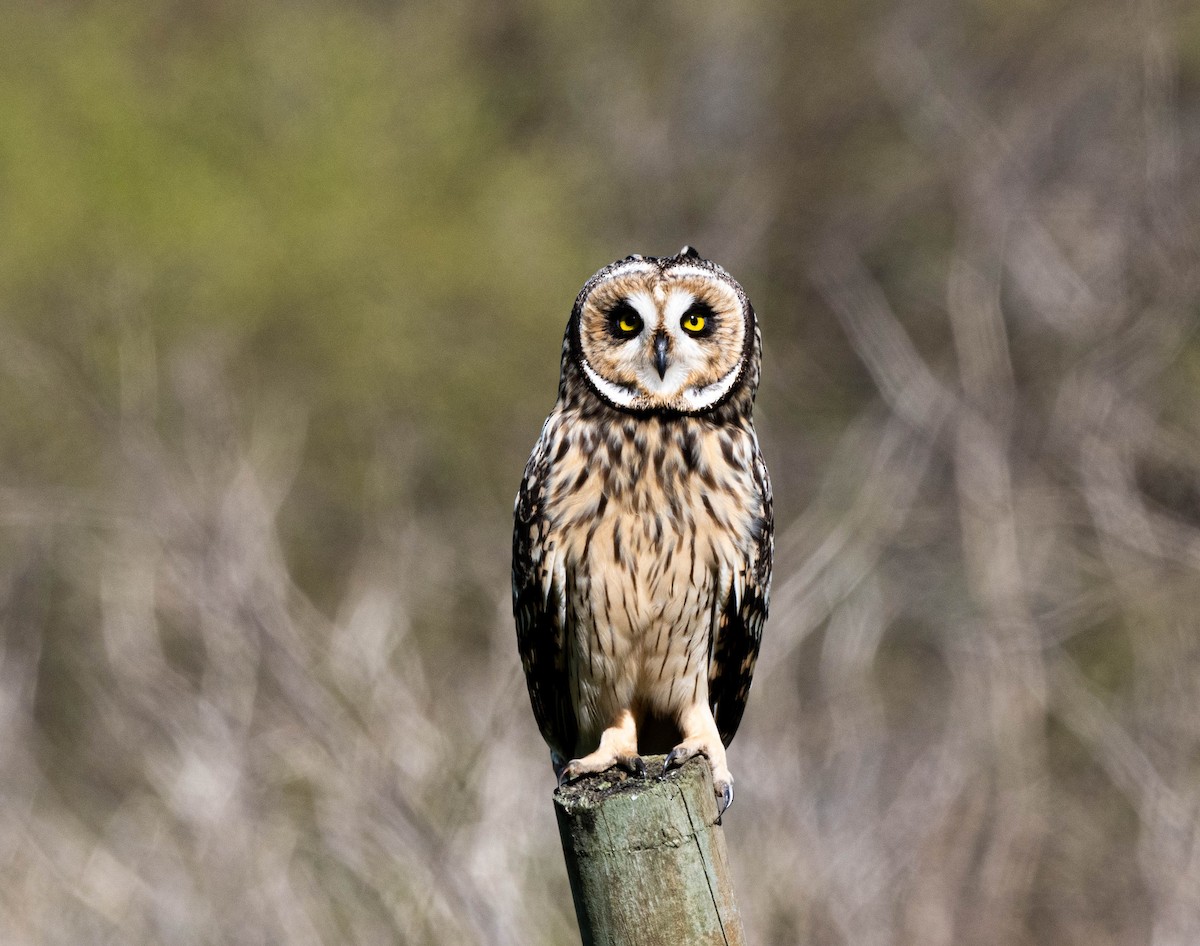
[512,247,772,811]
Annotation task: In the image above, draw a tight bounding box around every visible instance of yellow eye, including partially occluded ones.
[608,302,642,337]
[681,312,706,333]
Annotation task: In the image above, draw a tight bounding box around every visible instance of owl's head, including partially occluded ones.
[565,247,760,415]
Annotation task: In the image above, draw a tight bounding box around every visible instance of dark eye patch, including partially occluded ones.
[606,300,643,337]
[680,301,716,337]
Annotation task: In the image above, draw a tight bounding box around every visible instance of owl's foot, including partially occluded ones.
[557,710,645,785]
[663,705,735,814]
[663,739,735,812]
[558,751,647,785]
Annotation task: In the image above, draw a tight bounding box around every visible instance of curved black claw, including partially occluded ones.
[618,754,648,779]
[662,745,698,776]
[717,781,734,816]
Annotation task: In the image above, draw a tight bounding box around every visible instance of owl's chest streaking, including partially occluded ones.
[535,410,764,750]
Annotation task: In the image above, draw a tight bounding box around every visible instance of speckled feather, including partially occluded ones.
[512,250,772,783]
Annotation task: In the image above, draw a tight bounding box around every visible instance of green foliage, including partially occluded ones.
[1,1,587,486]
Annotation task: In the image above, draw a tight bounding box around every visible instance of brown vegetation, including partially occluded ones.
[2,1,1199,943]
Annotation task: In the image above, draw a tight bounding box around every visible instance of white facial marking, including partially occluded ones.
[606,260,655,281]
[625,290,657,322]
[664,264,721,282]
[581,357,640,409]
[678,360,743,412]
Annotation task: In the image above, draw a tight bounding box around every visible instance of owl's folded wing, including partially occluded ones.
[709,448,773,747]
[512,441,578,763]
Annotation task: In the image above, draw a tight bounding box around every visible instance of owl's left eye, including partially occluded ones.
[680,303,714,336]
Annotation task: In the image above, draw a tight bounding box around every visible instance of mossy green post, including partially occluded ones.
[553,755,747,946]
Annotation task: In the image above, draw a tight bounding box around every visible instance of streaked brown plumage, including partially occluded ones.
[512,247,772,810]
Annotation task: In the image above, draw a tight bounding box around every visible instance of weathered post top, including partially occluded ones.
[553,755,747,946]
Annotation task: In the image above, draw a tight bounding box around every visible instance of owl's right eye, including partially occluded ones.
[607,301,643,337]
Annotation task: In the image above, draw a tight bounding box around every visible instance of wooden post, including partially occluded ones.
[553,754,747,946]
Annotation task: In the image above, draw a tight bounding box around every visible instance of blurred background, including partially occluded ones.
[3,0,1200,943]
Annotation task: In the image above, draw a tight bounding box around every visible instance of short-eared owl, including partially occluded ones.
[512,247,772,811]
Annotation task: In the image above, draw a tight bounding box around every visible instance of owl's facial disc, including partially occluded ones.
[576,263,748,414]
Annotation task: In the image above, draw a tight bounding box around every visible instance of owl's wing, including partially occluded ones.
[512,427,578,763]
[710,446,773,747]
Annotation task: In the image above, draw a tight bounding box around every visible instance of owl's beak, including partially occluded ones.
[653,333,670,379]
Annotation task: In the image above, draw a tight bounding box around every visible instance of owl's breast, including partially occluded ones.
[538,413,764,734]
[543,415,760,586]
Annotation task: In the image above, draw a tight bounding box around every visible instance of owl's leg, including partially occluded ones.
[663,701,734,813]
[558,709,646,784]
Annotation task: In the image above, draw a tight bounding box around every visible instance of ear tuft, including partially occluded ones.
[678,245,701,260]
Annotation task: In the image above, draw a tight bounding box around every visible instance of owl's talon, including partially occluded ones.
[664,743,702,772]
[716,779,734,815]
